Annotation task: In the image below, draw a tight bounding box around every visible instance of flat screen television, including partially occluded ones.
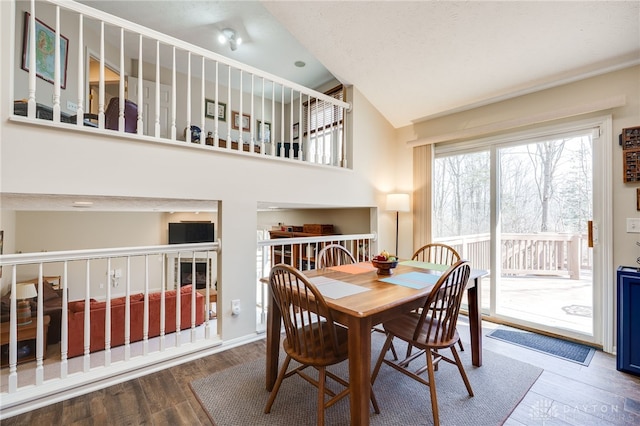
[168,222,214,244]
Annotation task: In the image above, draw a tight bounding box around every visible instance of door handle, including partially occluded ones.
[587,220,595,247]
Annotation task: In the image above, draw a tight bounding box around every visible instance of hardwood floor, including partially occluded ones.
[3,319,639,425]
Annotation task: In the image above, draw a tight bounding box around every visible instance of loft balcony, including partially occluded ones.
[8,0,350,167]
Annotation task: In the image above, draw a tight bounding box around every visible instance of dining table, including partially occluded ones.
[265,260,488,425]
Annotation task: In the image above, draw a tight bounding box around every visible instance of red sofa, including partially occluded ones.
[67,285,205,358]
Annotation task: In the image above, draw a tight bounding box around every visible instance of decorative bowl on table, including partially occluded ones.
[371,258,399,275]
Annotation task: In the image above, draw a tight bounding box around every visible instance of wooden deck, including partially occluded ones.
[474,270,593,336]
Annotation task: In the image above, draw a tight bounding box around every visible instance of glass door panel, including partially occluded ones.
[433,150,491,313]
[497,135,593,336]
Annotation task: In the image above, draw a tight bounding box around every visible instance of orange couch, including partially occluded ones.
[67,285,205,358]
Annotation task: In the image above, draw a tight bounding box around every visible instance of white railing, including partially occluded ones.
[436,232,586,279]
[11,0,351,167]
[0,242,220,417]
[255,233,377,327]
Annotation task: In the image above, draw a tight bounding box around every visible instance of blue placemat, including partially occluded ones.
[379,271,441,289]
[399,260,450,271]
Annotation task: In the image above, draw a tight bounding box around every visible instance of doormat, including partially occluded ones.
[487,328,596,366]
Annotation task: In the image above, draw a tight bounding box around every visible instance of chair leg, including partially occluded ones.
[371,333,395,384]
[389,339,398,360]
[370,384,381,414]
[450,346,474,396]
[458,339,464,351]
[264,355,292,413]
[318,367,326,426]
[372,327,398,360]
[425,350,440,426]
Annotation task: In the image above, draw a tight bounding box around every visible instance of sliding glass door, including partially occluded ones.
[432,121,607,343]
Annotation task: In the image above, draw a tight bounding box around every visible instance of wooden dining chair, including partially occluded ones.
[265,264,379,425]
[316,244,398,360]
[316,244,356,269]
[371,260,473,426]
[411,242,465,352]
[411,242,461,265]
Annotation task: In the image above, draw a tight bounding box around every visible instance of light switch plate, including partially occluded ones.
[627,218,640,233]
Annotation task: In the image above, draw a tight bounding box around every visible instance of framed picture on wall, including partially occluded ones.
[257,120,271,143]
[231,111,250,132]
[21,12,69,89]
[205,99,226,121]
[293,122,300,140]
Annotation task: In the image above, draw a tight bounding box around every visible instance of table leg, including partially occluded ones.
[467,276,483,367]
[348,316,371,425]
[265,294,281,391]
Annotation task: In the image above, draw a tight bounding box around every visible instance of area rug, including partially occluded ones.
[487,328,596,366]
[190,335,542,425]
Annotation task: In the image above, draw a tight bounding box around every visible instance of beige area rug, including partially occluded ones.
[190,335,542,425]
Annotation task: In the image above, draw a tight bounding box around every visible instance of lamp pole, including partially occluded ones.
[395,210,400,256]
[386,193,410,257]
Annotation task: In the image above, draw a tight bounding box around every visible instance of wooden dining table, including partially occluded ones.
[265,261,487,425]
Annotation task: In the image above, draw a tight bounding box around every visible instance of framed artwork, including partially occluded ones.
[257,120,271,143]
[205,99,226,121]
[293,122,300,140]
[22,12,69,89]
[231,111,250,132]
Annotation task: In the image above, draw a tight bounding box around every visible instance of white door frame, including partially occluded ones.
[435,115,613,351]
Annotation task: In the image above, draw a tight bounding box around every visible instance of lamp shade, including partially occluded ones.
[15,283,37,300]
[386,193,410,212]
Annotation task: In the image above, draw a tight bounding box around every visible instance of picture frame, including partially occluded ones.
[293,122,300,140]
[21,12,69,89]
[637,188,640,211]
[231,111,250,132]
[257,120,271,143]
[205,99,226,121]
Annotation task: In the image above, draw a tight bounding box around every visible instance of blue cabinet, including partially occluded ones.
[617,266,640,376]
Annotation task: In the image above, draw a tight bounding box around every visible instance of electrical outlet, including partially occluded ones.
[66,100,78,112]
[231,299,241,316]
[627,218,640,233]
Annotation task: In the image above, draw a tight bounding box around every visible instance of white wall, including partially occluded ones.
[257,208,371,235]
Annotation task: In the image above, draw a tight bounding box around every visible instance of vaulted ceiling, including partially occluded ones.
[81,0,640,128]
[7,1,639,212]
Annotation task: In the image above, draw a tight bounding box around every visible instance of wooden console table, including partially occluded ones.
[1,315,50,367]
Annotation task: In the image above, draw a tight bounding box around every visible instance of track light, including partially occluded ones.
[218,28,242,51]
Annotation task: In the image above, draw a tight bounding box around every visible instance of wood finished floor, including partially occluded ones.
[3,319,640,425]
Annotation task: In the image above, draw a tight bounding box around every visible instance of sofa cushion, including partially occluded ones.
[68,299,98,313]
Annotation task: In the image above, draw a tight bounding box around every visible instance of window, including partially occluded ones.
[303,85,344,165]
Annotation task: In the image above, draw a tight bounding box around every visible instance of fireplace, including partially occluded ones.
[179,262,207,289]
[171,257,213,290]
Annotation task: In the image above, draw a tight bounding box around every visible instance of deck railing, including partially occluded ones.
[0,242,220,418]
[10,0,351,167]
[436,232,587,280]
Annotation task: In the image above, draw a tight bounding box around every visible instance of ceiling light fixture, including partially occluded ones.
[218,28,242,51]
[294,61,306,68]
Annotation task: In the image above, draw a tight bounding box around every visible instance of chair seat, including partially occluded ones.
[383,313,460,350]
[283,321,349,366]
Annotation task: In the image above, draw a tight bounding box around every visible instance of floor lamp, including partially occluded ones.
[386,193,410,256]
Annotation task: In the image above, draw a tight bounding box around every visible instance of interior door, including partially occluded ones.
[127,77,171,138]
